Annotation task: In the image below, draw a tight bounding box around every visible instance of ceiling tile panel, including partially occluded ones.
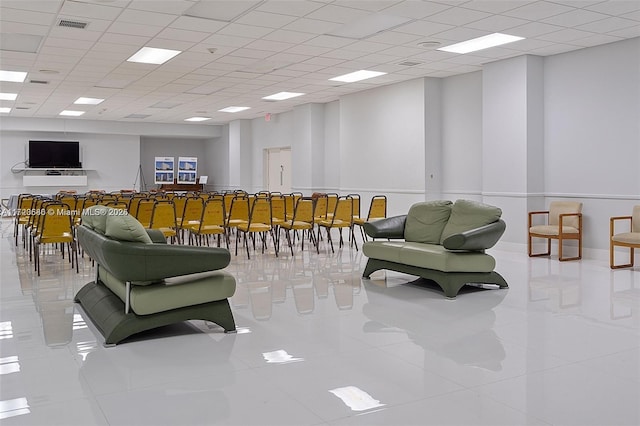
[108,22,164,37]
[541,9,610,27]
[263,29,318,44]
[466,14,530,32]
[236,11,299,28]
[426,6,492,26]
[155,28,210,43]
[0,0,63,14]
[305,5,370,24]
[394,20,455,37]
[169,16,229,33]
[218,23,275,38]
[576,17,640,33]
[586,1,640,15]
[0,8,57,26]
[461,0,529,14]
[255,1,325,17]
[59,1,124,20]
[283,18,344,34]
[117,9,178,27]
[381,1,452,19]
[503,1,576,20]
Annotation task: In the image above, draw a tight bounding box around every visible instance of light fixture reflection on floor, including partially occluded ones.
[0,397,30,420]
[262,349,303,364]
[329,386,386,412]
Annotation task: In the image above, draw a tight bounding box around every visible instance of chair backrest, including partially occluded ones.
[633,205,640,233]
[347,193,361,218]
[549,201,582,228]
[367,195,387,220]
[333,196,354,223]
[180,196,204,226]
[150,200,177,229]
[227,195,250,224]
[172,196,186,220]
[314,195,328,219]
[16,195,34,223]
[248,197,272,227]
[284,193,301,218]
[270,194,286,222]
[134,199,155,227]
[199,198,226,228]
[326,193,339,215]
[39,203,74,239]
[292,198,314,223]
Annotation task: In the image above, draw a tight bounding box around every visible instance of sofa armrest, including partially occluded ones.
[442,219,506,251]
[146,229,167,244]
[363,215,407,239]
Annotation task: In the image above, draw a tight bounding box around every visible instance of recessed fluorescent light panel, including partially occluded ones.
[0,107,11,113]
[127,47,181,65]
[0,70,27,82]
[0,93,18,101]
[329,70,387,83]
[185,117,211,122]
[437,33,524,54]
[219,106,250,113]
[74,97,104,105]
[59,110,85,116]
[262,92,305,101]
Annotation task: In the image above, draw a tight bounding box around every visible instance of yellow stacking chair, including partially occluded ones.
[149,200,180,243]
[186,198,227,247]
[317,196,357,253]
[33,202,78,276]
[236,197,278,259]
[353,195,387,241]
[280,198,317,256]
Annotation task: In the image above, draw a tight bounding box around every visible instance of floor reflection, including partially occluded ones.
[362,277,507,372]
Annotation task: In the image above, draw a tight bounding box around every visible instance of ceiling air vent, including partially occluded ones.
[398,61,422,67]
[15,106,31,110]
[29,79,49,84]
[58,19,89,29]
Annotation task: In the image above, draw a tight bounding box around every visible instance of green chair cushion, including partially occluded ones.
[363,241,495,273]
[81,205,111,234]
[440,199,502,244]
[404,200,452,244]
[99,268,236,315]
[105,212,152,244]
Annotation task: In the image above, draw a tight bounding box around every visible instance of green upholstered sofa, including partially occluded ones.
[362,199,508,298]
[75,205,236,345]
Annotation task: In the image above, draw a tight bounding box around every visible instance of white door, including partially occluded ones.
[267,148,291,193]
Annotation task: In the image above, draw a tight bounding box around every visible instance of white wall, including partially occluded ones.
[205,125,229,192]
[441,71,483,200]
[544,37,640,252]
[323,100,341,192]
[339,78,426,216]
[1,130,140,197]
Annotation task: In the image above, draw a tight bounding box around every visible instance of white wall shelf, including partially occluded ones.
[20,169,90,187]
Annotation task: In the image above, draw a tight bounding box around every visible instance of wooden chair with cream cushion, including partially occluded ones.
[528,201,583,261]
[610,205,640,269]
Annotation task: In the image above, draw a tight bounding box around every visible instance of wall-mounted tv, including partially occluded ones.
[28,140,82,168]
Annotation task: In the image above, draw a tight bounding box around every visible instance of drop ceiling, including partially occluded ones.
[0,0,638,125]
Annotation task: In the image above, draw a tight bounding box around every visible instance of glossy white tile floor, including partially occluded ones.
[1,218,639,426]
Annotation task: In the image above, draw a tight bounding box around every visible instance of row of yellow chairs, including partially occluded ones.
[13,194,78,276]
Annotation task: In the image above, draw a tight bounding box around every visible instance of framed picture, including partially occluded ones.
[178,156,197,184]
[154,157,174,184]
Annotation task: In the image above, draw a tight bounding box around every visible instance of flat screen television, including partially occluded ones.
[28,140,82,168]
